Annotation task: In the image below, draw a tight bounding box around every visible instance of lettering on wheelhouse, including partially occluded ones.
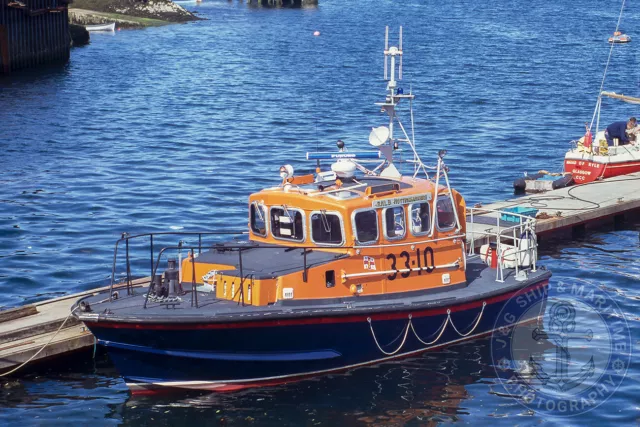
[372,193,432,208]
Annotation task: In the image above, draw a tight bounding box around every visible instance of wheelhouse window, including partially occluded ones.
[310,211,343,245]
[270,207,304,241]
[383,206,406,240]
[436,197,456,230]
[353,209,378,244]
[410,202,431,235]
[250,203,267,236]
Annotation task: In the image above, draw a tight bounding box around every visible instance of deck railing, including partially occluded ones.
[108,211,538,309]
[109,231,247,299]
[466,207,538,282]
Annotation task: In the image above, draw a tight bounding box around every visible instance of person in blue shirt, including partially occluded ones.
[605,117,637,146]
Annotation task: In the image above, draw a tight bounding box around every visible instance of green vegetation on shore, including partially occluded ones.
[69,0,199,28]
[69,9,172,28]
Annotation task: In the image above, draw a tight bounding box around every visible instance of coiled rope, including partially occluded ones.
[0,309,76,377]
[367,301,487,355]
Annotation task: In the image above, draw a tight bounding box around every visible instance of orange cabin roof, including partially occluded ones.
[247,175,466,248]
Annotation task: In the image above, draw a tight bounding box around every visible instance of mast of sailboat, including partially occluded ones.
[590,0,628,134]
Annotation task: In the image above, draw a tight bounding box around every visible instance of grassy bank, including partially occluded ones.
[69,0,200,28]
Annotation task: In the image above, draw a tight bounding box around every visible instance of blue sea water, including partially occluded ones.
[0,0,639,425]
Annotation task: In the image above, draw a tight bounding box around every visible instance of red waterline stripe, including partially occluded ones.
[129,372,324,395]
[92,280,548,331]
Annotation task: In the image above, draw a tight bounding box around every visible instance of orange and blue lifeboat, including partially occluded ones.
[72,27,551,394]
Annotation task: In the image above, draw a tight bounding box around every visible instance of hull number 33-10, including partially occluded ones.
[386,247,435,280]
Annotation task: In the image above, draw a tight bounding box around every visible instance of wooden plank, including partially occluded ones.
[0,340,35,353]
[0,325,95,372]
[0,279,151,373]
[0,305,38,324]
[0,316,82,345]
[35,277,150,308]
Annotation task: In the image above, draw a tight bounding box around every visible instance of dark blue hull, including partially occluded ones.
[85,280,549,393]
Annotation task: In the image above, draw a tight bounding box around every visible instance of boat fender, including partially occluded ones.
[583,123,593,149]
[551,174,574,190]
[518,230,535,266]
[514,172,544,193]
[513,177,527,193]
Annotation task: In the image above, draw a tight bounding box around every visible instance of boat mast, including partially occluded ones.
[378,26,429,179]
[591,0,627,134]
[383,26,400,146]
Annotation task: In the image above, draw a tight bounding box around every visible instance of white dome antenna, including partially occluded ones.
[369,126,390,147]
[331,160,357,179]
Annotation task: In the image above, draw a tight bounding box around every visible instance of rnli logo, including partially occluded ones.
[363,256,376,270]
[490,279,631,416]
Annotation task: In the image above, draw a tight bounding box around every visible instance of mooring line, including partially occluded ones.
[0,308,76,377]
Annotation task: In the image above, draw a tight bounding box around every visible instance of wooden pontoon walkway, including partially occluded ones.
[0,173,639,375]
[0,279,149,374]
[466,171,640,249]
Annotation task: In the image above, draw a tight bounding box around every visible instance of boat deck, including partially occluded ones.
[75,258,551,324]
[192,242,346,279]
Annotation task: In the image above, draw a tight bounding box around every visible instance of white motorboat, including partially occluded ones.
[85,22,116,32]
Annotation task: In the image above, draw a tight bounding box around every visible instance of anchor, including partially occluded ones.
[530,301,595,392]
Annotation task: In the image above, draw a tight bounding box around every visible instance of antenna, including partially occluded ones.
[375,26,424,180]
[384,26,389,80]
[369,126,390,147]
[383,26,403,87]
[399,26,403,80]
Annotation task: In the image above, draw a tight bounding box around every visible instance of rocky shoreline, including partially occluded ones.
[69,0,201,29]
